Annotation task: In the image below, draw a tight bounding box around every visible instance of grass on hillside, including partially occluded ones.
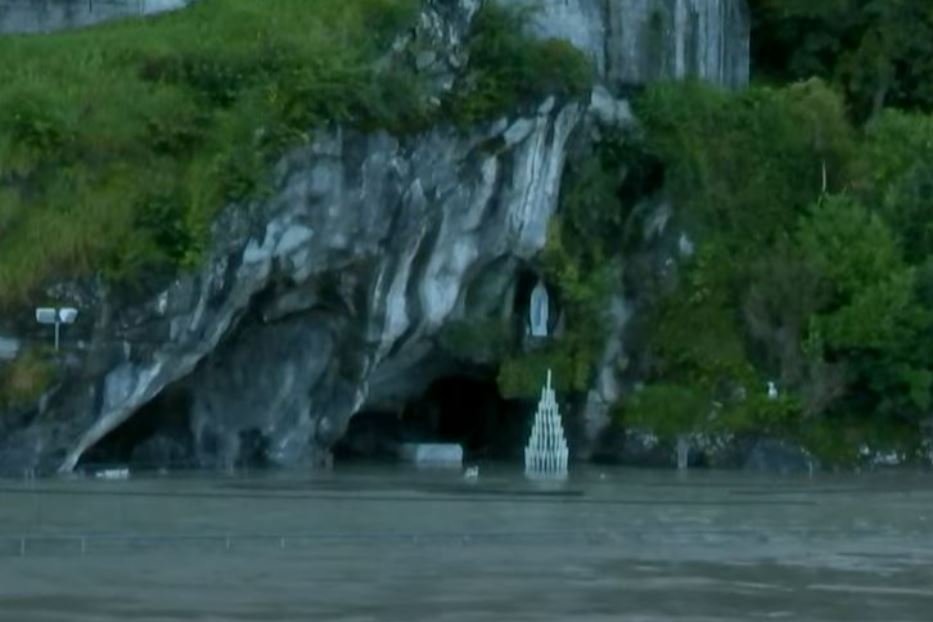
[0,0,592,309]
[0,0,419,305]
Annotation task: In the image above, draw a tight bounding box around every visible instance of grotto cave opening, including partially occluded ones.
[77,374,532,472]
[76,385,197,472]
[334,374,529,464]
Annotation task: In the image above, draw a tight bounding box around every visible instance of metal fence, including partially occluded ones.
[0,529,617,558]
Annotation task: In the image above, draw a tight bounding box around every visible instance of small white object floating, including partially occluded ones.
[95,468,130,481]
[398,443,463,468]
[524,369,569,480]
[463,465,479,481]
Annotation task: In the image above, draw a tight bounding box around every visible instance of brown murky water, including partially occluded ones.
[1,465,932,621]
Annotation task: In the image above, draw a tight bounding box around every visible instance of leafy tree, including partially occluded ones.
[749,0,933,119]
[605,78,933,460]
[858,111,933,263]
[634,79,855,251]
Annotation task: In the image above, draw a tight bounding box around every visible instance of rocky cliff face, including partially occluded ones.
[0,0,189,34]
[0,0,750,475]
[527,0,749,89]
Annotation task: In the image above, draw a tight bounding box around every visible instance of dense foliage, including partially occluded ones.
[540,78,933,463]
[491,4,933,463]
[613,1,933,461]
[749,0,933,119]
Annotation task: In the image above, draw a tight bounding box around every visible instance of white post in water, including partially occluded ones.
[676,435,689,471]
[524,369,569,480]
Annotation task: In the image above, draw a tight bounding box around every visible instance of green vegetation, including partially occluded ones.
[499,3,933,464]
[0,0,591,308]
[749,0,933,120]
[535,77,933,463]
[439,318,514,365]
[443,3,592,127]
[0,0,419,305]
[496,217,616,399]
[0,349,55,410]
[495,130,630,400]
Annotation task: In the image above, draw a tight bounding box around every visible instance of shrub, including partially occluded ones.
[634,79,855,249]
[444,2,593,126]
[497,344,591,399]
[438,318,514,365]
[0,350,55,409]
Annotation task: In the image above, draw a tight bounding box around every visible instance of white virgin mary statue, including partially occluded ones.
[529,280,549,338]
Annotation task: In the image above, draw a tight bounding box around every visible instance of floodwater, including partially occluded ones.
[1,465,932,621]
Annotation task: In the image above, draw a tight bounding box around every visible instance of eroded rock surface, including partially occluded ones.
[2,102,580,474]
[525,0,749,88]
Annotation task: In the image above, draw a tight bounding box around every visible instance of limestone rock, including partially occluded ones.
[524,0,749,89]
[0,0,191,34]
[0,337,19,361]
[1,101,581,474]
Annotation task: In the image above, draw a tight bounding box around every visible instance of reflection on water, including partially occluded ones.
[1,465,932,621]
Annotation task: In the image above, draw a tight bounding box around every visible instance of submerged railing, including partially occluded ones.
[0,529,615,557]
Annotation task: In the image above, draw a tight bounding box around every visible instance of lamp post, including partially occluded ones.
[35,307,79,351]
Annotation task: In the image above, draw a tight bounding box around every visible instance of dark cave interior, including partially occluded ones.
[77,385,196,471]
[334,374,530,463]
[78,373,531,470]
